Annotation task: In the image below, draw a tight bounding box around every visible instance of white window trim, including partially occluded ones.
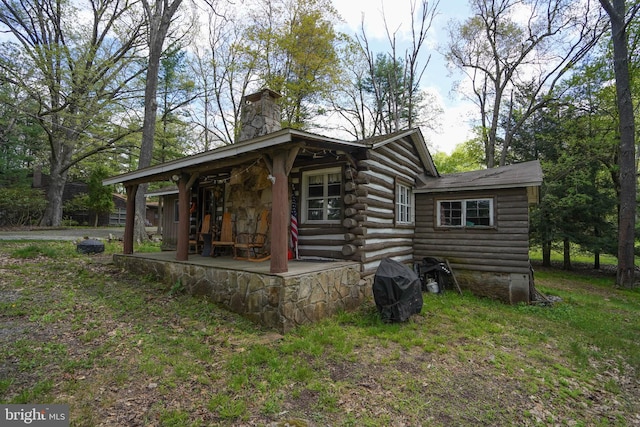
[436,198,494,228]
[301,167,343,224]
[396,182,414,225]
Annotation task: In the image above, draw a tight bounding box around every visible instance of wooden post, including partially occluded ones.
[270,150,288,273]
[176,175,190,261]
[124,184,138,254]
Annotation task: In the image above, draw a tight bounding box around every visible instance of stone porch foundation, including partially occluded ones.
[113,254,367,333]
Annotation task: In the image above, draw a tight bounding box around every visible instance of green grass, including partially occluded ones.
[0,240,638,426]
[10,243,76,259]
[529,245,640,267]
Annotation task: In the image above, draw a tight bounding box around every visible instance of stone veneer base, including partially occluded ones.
[113,254,368,333]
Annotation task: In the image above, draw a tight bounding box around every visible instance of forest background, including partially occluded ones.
[0,0,638,286]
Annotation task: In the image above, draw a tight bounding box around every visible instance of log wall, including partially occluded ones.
[414,188,532,303]
[293,136,426,276]
[347,137,424,277]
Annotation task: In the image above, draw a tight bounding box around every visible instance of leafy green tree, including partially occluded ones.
[87,167,115,227]
[432,139,484,174]
[599,0,639,288]
[244,0,343,129]
[527,90,618,269]
[156,48,196,163]
[0,186,46,226]
[0,70,46,185]
[0,0,146,226]
[361,54,429,135]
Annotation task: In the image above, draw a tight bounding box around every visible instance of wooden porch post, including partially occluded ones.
[124,184,138,254]
[176,175,190,261]
[270,151,288,273]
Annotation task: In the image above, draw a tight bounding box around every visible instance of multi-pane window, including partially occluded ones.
[437,198,493,227]
[303,168,343,223]
[396,183,413,224]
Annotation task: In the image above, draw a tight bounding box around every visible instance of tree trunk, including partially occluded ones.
[600,0,637,288]
[40,148,71,227]
[134,184,150,244]
[133,0,183,244]
[41,172,66,227]
[542,241,551,267]
[563,237,572,270]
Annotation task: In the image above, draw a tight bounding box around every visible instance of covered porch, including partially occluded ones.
[113,251,366,332]
[103,127,361,274]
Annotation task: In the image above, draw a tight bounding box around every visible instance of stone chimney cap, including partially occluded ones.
[244,88,282,103]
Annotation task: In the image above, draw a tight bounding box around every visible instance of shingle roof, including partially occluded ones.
[416,160,543,193]
[104,128,439,186]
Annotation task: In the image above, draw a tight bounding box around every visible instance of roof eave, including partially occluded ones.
[103,128,365,187]
[415,180,543,194]
[369,128,439,177]
[103,130,296,186]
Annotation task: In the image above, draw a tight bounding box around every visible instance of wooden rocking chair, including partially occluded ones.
[210,212,234,256]
[189,213,211,254]
[234,210,270,261]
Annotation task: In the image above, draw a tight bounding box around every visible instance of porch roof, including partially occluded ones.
[103,128,438,186]
[415,160,543,193]
[104,129,361,186]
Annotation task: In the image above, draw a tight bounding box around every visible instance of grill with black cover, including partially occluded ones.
[373,258,423,323]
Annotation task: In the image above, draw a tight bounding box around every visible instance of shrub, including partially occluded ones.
[0,186,47,226]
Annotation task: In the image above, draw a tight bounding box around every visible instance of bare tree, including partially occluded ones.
[133,0,188,243]
[337,0,440,139]
[0,0,145,226]
[188,4,255,148]
[599,0,639,288]
[446,0,607,168]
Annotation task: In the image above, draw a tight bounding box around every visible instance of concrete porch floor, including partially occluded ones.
[121,250,359,277]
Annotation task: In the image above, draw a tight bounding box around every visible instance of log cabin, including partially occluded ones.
[104,89,543,321]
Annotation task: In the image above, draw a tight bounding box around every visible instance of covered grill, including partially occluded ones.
[372,258,423,323]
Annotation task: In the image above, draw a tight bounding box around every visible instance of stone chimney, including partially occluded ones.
[237,89,282,142]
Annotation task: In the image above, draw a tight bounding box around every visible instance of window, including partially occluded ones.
[396,182,413,224]
[302,168,343,223]
[437,198,493,227]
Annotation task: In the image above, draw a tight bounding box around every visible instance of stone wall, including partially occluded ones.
[113,255,367,333]
[226,164,272,236]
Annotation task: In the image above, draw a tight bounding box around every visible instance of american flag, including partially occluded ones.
[290,192,298,247]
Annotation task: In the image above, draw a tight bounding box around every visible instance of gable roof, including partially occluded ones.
[104,128,438,186]
[415,160,543,193]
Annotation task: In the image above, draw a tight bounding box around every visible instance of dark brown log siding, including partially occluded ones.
[414,188,531,274]
[355,138,424,275]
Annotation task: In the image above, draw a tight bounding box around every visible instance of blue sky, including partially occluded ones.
[332,0,475,154]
